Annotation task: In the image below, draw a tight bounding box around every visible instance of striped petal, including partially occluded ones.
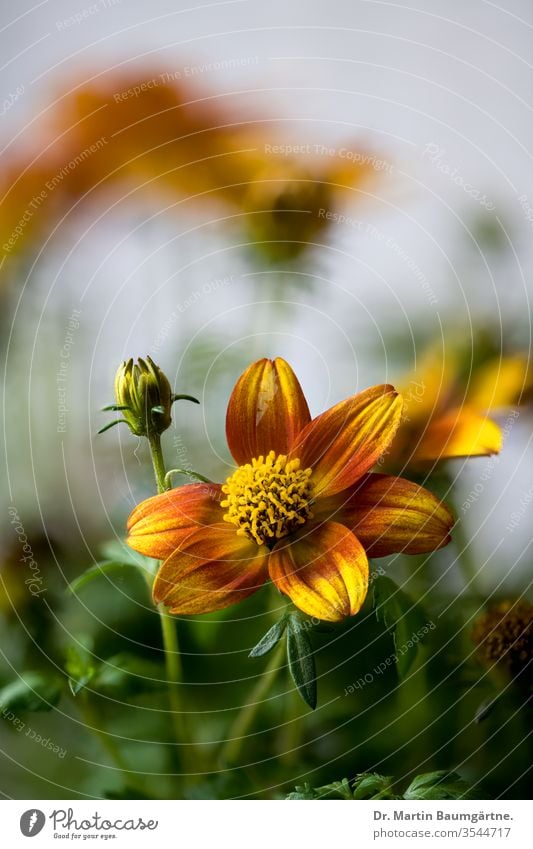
[293,384,403,497]
[317,474,454,556]
[153,524,269,614]
[269,522,369,622]
[413,406,502,462]
[127,483,223,559]
[226,357,311,465]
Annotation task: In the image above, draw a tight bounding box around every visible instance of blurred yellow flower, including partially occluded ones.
[386,348,531,470]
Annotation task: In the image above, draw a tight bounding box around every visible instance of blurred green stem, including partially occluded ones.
[79,694,145,792]
[147,431,192,779]
[218,639,286,766]
[453,515,484,602]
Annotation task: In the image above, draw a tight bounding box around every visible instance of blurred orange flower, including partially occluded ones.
[127,358,453,622]
[1,70,377,262]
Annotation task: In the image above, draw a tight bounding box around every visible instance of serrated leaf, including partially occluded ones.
[404,770,470,800]
[0,672,63,713]
[373,575,429,677]
[352,773,398,799]
[67,560,142,595]
[286,782,316,800]
[249,616,288,657]
[286,616,317,709]
[315,778,353,799]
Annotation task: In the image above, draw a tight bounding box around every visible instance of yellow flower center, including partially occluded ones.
[221,450,314,546]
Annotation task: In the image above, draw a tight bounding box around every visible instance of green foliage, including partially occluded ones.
[92,653,165,697]
[65,639,97,696]
[249,616,288,657]
[286,614,317,709]
[67,560,146,595]
[373,575,430,676]
[403,770,471,800]
[64,640,164,698]
[0,672,63,713]
[287,770,471,800]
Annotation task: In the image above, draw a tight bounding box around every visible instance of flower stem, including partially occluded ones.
[148,432,169,495]
[79,694,145,793]
[218,639,286,767]
[147,431,192,782]
[452,514,484,603]
[158,602,187,742]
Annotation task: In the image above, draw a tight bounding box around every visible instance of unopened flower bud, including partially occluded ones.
[115,356,172,437]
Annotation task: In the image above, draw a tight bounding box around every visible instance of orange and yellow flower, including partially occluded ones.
[127,359,453,622]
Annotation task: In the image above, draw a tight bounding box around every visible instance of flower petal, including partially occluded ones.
[269,522,369,622]
[317,474,453,556]
[225,357,311,465]
[467,355,532,413]
[153,523,268,614]
[127,483,222,559]
[413,406,502,462]
[293,384,403,497]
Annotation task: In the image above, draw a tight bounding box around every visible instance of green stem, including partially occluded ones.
[79,694,145,792]
[147,431,193,782]
[218,639,286,766]
[452,514,484,602]
[148,432,169,494]
[158,602,187,743]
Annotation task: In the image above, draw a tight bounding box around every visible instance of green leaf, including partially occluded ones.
[64,638,96,696]
[67,560,144,595]
[404,771,470,800]
[249,616,288,658]
[474,693,502,723]
[286,782,316,800]
[314,778,353,799]
[92,654,165,697]
[286,615,317,710]
[0,672,63,713]
[352,773,399,799]
[373,575,430,677]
